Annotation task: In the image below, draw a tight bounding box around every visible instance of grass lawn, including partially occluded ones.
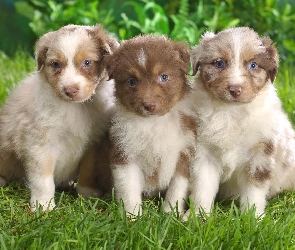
[0,51,295,249]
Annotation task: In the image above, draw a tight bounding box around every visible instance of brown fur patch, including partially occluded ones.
[246,165,272,183]
[78,132,113,195]
[176,151,190,178]
[110,135,128,166]
[180,113,197,138]
[251,141,275,156]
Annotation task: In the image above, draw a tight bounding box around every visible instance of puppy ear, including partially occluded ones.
[91,24,120,57]
[191,45,202,76]
[191,31,216,76]
[35,31,55,71]
[104,53,116,80]
[173,42,190,74]
[258,37,279,83]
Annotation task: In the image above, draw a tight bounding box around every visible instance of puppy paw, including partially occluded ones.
[30,198,55,212]
[182,209,191,221]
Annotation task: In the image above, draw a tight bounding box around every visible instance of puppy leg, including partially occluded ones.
[238,150,273,216]
[238,175,269,216]
[164,151,190,213]
[164,174,189,213]
[26,155,56,212]
[183,153,220,220]
[112,162,143,217]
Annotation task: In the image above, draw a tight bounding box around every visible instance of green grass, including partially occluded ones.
[1,51,295,249]
[0,50,35,105]
[1,183,295,249]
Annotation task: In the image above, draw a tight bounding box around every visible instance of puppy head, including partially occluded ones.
[35,24,119,102]
[105,35,190,117]
[191,27,279,103]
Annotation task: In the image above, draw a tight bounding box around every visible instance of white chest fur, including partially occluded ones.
[194,83,282,182]
[112,104,195,194]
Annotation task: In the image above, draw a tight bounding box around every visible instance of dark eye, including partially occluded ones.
[51,61,61,69]
[83,60,92,67]
[159,74,169,82]
[248,61,258,70]
[214,59,225,69]
[127,78,136,87]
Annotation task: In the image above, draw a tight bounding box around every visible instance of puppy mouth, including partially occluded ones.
[216,86,255,104]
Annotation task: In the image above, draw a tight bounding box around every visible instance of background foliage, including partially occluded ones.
[1,0,295,62]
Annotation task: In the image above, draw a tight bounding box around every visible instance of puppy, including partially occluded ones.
[99,34,197,216]
[0,24,118,211]
[185,27,295,218]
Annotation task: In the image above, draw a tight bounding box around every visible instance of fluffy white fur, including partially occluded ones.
[185,27,295,219]
[0,24,117,211]
[111,101,195,215]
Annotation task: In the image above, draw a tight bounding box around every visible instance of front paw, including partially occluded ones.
[30,197,56,212]
[182,208,192,221]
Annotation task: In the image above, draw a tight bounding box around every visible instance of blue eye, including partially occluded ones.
[83,60,92,67]
[160,74,169,82]
[248,61,258,70]
[52,61,61,69]
[127,78,136,87]
[214,59,225,68]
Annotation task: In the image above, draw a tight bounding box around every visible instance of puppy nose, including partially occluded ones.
[64,86,79,98]
[229,85,242,98]
[143,101,156,112]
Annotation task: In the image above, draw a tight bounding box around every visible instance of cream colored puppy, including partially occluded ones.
[186,27,295,218]
[0,24,118,211]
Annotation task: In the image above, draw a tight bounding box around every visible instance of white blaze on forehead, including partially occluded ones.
[58,30,86,61]
[57,30,89,88]
[231,32,243,82]
[137,48,146,67]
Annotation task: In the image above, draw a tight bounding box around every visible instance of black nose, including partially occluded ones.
[229,85,242,98]
[143,101,156,112]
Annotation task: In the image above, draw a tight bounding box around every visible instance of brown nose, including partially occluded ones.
[143,101,156,112]
[229,85,242,98]
[64,86,79,98]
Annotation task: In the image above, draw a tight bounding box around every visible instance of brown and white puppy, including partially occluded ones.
[0,24,118,211]
[185,27,295,218]
[97,34,196,216]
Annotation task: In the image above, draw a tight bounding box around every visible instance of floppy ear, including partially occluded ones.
[173,41,190,74]
[260,37,279,83]
[191,45,202,76]
[91,24,120,57]
[104,53,117,80]
[35,31,55,71]
[191,31,216,76]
